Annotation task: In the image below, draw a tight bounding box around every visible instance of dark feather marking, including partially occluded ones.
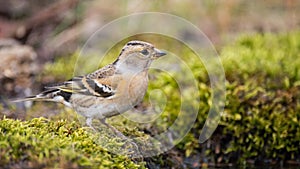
[25,95,38,99]
[41,89,59,95]
[40,89,72,102]
[86,79,113,98]
[113,58,119,65]
[58,91,72,102]
[113,48,125,65]
[119,48,125,55]
[126,42,145,46]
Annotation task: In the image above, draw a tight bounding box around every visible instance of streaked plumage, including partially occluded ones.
[14,40,166,134]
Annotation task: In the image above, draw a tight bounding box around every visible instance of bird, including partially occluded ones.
[13,40,166,139]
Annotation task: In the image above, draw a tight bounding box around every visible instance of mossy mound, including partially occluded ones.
[0,117,145,168]
[219,32,300,164]
[172,31,300,166]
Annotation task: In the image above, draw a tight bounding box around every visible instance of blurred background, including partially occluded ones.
[0,0,300,168]
[0,0,299,102]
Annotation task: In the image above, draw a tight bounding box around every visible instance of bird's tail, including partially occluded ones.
[11,89,61,103]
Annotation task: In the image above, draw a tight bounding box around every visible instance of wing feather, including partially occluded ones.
[13,64,117,104]
[45,76,115,98]
[45,64,117,98]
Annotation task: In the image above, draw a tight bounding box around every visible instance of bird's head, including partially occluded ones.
[114,40,166,73]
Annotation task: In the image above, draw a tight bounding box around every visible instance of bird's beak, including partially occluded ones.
[153,48,167,58]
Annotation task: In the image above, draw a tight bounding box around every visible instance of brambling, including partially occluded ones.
[14,40,166,138]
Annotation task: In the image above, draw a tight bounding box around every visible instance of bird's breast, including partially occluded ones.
[116,71,149,106]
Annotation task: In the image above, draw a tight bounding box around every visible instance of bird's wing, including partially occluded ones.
[46,65,117,98]
[12,64,118,104]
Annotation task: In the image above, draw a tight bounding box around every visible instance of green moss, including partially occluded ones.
[0,117,145,168]
[222,31,300,86]
[181,31,300,164]
[219,31,300,161]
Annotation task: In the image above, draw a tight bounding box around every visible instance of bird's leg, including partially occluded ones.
[86,118,96,131]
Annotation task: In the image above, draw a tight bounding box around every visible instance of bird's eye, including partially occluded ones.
[140,49,149,55]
